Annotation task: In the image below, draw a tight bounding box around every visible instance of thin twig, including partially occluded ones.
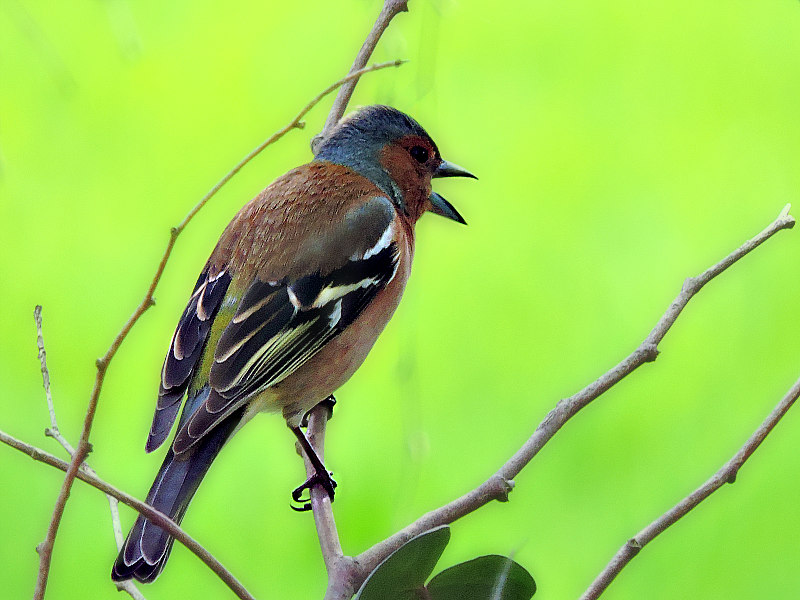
[176,59,405,235]
[34,307,146,599]
[580,374,800,600]
[352,205,795,584]
[0,428,254,600]
[33,416,91,598]
[30,58,403,600]
[117,579,147,600]
[35,306,71,453]
[315,0,410,149]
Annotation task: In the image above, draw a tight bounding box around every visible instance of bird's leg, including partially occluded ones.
[300,395,336,427]
[291,396,337,512]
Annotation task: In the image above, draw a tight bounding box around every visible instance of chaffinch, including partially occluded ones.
[111,105,475,583]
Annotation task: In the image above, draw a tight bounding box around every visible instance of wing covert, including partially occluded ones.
[172,199,400,455]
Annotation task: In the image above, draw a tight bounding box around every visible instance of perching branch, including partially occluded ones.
[0,428,255,600]
[26,59,402,600]
[293,2,414,596]
[34,306,146,600]
[300,406,346,575]
[306,205,794,598]
[580,374,800,599]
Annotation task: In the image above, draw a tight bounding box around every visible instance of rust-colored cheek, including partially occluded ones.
[379,144,432,223]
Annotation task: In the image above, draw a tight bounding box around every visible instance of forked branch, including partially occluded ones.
[34,307,146,600]
[305,205,795,599]
[1,428,255,600]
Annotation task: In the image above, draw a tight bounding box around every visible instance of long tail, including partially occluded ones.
[111,406,244,583]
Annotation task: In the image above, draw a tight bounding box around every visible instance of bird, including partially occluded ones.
[111,104,475,583]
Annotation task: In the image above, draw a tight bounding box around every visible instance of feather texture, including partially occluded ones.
[173,237,399,454]
[147,270,231,452]
[113,392,245,582]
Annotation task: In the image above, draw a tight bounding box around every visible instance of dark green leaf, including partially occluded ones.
[427,555,536,600]
[355,526,452,600]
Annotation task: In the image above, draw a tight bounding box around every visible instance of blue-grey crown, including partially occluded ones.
[314,105,437,203]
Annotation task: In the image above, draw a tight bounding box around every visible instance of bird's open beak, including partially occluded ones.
[433,160,477,180]
[429,192,467,225]
[428,160,475,225]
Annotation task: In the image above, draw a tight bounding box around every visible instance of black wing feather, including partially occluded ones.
[171,240,399,455]
[146,270,231,452]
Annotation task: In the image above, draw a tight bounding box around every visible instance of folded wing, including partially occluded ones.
[168,198,399,455]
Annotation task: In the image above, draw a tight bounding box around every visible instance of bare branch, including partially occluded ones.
[35,306,69,453]
[296,404,364,600]
[33,307,146,599]
[274,4,417,596]
[580,374,800,599]
[289,5,414,595]
[353,205,795,581]
[176,59,404,236]
[302,404,343,571]
[0,428,255,600]
[315,0,410,149]
[117,579,147,600]
[30,58,403,599]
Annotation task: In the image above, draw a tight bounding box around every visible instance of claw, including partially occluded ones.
[289,410,338,513]
[290,470,337,512]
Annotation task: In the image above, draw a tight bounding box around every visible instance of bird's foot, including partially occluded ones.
[290,402,338,512]
[291,469,337,512]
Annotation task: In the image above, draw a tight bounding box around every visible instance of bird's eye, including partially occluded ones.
[409,145,429,164]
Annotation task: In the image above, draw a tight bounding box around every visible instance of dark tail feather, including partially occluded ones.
[111,407,244,583]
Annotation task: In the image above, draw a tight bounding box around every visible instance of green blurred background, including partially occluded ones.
[2,0,799,598]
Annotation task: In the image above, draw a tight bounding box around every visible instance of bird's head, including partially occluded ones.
[314,105,476,224]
